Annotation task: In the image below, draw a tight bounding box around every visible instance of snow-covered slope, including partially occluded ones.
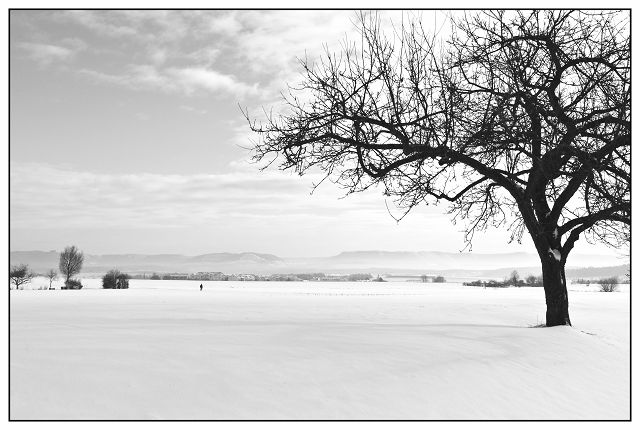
[10,280,629,419]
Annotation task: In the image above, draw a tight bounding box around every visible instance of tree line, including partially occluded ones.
[9,245,130,290]
[463,270,620,292]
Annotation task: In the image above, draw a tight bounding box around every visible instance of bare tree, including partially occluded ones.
[525,275,542,287]
[598,276,619,292]
[509,271,520,287]
[59,245,84,285]
[248,11,630,326]
[45,269,58,289]
[10,264,33,290]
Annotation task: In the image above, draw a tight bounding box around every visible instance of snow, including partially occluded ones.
[10,279,629,420]
[549,248,562,261]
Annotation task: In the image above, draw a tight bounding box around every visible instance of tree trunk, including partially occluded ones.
[541,253,571,327]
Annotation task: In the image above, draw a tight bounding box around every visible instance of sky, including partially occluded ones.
[8,9,624,259]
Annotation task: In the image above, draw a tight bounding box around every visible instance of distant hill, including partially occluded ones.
[326,250,536,270]
[315,250,625,273]
[10,251,286,275]
[11,249,626,278]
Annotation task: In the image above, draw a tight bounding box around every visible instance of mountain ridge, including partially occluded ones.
[11,249,625,277]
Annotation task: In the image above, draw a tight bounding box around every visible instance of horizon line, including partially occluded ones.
[9,248,624,258]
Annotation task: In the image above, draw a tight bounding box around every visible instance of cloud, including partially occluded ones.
[15,33,88,68]
[12,163,534,257]
[19,11,359,100]
[167,67,262,98]
[233,11,353,72]
[184,47,221,67]
[17,42,75,66]
[59,10,139,38]
[61,10,240,41]
[135,112,151,121]
[15,11,422,103]
[179,105,207,115]
[200,11,244,36]
[15,11,382,102]
[78,65,175,93]
[60,37,88,52]
[78,64,260,98]
[148,47,168,65]
[9,162,385,231]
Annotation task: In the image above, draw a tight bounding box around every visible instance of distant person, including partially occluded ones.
[200,284,203,291]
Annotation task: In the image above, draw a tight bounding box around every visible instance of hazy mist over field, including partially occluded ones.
[10,249,627,278]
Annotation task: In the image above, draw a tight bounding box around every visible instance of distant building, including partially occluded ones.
[190,272,225,281]
[162,273,189,280]
[322,274,348,282]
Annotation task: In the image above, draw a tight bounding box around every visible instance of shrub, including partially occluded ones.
[463,280,484,287]
[63,279,83,290]
[598,277,618,292]
[102,270,118,289]
[573,278,591,285]
[117,274,130,289]
[347,273,373,281]
[486,280,506,288]
[525,275,543,287]
[102,270,130,289]
[433,276,446,283]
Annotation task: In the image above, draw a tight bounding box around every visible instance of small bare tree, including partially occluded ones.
[525,275,543,287]
[59,246,84,286]
[10,264,33,290]
[248,11,630,326]
[509,271,520,287]
[45,269,58,289]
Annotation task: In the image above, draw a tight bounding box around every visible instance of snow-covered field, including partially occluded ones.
[10,279,630,420]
